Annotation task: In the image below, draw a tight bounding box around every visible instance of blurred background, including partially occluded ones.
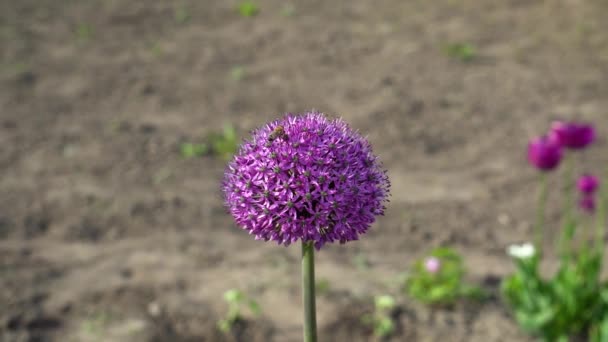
[1,0,607,341]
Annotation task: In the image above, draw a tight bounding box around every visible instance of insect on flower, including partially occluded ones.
[268,125,288,142]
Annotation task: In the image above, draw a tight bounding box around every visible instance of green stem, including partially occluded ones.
[535,173,548,257]
[302,241,317,342]
[558,156,576,258]
[597,173,607,255]
[565,156,575,229]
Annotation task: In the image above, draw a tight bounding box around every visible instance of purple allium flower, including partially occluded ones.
[424,257,441,274]
[577,174,599,194]
[579,194,596,214]
[549,121,595,150]
[223,112,390,249]
[527,136,562,171]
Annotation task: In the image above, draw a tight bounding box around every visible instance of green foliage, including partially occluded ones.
[238,1,259,17]
[444,43,476,62]
[180,124,238,160]
[217,289,261,333]
[405,247,486,306]
[503,243,608,341]
[361,295,396,338]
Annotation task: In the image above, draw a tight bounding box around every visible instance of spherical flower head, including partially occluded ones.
[527,135,562,171]
[577,174,599,194]
[549,121,595,150]
[579,194,596,214]
[424,257,441,274]
[223,112,390,249]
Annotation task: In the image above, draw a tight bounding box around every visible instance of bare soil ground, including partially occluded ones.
[2,0,608,341]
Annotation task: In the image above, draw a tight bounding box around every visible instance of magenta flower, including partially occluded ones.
[527,136,563,171]
[577,174,599,194]
[579,194,596,214]
[549,121,595,150]
[424,257,441,274]
[223,112,390,249]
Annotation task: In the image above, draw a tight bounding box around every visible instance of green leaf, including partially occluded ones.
[375,318,394,337]
[180,142,208,158]
[217,319,231,332]
[375,295,395,310]
[224,289,244,303]
[444,43,476,62]
[591,315,608,342]
[238,1,259,17]
[248,300,261,315]
[515,307,555,332]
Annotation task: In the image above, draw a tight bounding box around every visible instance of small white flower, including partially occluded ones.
[507,242,535,259]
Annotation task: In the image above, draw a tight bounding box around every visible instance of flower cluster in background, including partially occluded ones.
[528,120,598,213]
[504,120,608,341]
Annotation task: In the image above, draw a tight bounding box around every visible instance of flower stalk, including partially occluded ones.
[535,173,548,256]
[302,241,317,342]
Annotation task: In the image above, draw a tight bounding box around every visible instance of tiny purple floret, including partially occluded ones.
[550,121,595,150]
[577,174,599,194]
[223,112,390,249]
[424,257,441,274]
[579,194,596,214]
[527,136,562,171]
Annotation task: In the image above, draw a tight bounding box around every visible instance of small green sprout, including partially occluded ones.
[315,278,331,295]
[76,23,94,43]
[444,43,476,62]
[230,66,246,81]
[217,289,261,333]
[238,1,259,17]
[150,42,163,57]
[174,7,190,24]
[209,124,238,161]
[179,124,238,160]
[180,142,208,158]
[362,295,396,338]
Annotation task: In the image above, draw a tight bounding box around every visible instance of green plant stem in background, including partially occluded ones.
[535,173,548,256]
[302,241,317,342]
[597,169,608,255]
[559,156,576,258]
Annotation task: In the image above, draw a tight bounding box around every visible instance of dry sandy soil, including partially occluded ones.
[2,0,608,341]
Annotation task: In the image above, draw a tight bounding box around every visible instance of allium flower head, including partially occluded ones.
[549,121,595,150]
[223,112,390,249]
[577,174,599,194]
[527,136,562,171]
[424,257,441,274]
